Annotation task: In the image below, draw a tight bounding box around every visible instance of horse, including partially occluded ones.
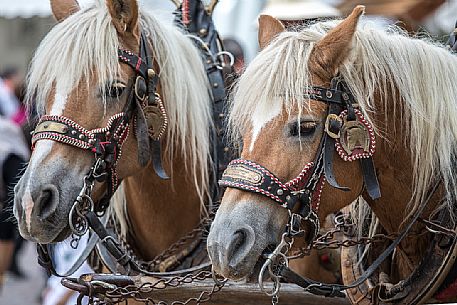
[14,0,216,280]
[208,6,457,304]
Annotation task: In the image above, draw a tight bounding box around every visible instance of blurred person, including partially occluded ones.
[0,116,29,288]
[0,67,22,123]
[0,69,30,280]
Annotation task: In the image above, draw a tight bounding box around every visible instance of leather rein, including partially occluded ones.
[34,32,169,277]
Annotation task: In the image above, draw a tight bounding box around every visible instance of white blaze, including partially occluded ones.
[249,98,282,151]
[22,83,70,231]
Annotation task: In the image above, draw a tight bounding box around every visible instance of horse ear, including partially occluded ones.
[310,5,365,80]
[258,15,285,50]
[106,0,139,35]
[50,0,80,22]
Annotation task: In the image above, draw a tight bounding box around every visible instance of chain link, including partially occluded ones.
[77,207,223,305]
[78,271,226,305]
[108,207,216,274]
[288,214,432,259]
[80,211,440,304]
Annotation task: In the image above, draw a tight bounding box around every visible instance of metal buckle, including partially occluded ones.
[288,211,306,237]
[325,113,343,139]
[216,51,235,70]
[134,76,147,103]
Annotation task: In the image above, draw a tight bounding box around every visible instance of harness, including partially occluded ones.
[34,0,231,279]
[34,32,170,276]
[219,77,380,245]
[217,77,451,300]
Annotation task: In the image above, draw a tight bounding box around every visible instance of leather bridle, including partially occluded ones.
[34,32,169,276]
[217,77,427,298]
[219,77,381,244]
[217,77,449,299]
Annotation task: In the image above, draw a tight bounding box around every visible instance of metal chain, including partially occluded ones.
[78,271,226,305]
[107,206,217,274]
[143,217,212,272]
[288,214,439,259]
[76,206,223,305]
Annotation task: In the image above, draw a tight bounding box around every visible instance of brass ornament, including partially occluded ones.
[223,164,263,186]
[325,113,343,139]
[34,121,70,134]
[340,119,370,155]
[144,94,168,141]
[335,109,376,161]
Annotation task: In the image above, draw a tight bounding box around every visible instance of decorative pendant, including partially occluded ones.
[144,93,168,141]
[335,109,376,161]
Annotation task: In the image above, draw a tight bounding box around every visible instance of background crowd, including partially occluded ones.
[0,0,456,304]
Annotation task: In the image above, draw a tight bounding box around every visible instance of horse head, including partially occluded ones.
[14,0,162,243]
[208,7,366,280]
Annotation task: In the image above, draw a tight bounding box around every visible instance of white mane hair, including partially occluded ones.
[26,1,213,235]
[229,19,457,220]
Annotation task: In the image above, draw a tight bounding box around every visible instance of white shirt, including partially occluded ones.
[0,79,20,119]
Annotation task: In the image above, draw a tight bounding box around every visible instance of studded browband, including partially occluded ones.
[219,78,381,243]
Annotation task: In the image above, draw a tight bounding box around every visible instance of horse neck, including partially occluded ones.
[122,151,202,260]
[365,100,443,280]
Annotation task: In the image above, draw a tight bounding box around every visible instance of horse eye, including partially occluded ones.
[290,121,317,137]
[105,82,126,99]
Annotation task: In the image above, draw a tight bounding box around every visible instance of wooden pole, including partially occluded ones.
[135,279,351,305]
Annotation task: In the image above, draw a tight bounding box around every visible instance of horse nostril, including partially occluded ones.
[228,230,247,259]
[36,186,58,220]
[41,190,52,204]
[226,226,255,267]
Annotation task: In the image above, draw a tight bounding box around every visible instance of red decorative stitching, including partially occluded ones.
[32,132,91,150]
[136,57,142,72]
[223,159,326,211]
[182,0,190,25]
[284,162,314,189]
[219,180,284,204]
[230,159,287,189]
[311,176,326,211]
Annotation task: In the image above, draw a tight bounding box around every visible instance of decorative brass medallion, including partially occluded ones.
[144,94,168,141]
[340,120,370,155]
[34,121,69,134]
[335,109,376,161]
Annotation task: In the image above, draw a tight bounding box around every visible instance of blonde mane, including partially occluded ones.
[26,1,213,236]
[230,19,457,219]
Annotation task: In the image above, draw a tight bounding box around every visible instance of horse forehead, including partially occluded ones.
[51,87,70,114]
[249,98,282,152]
